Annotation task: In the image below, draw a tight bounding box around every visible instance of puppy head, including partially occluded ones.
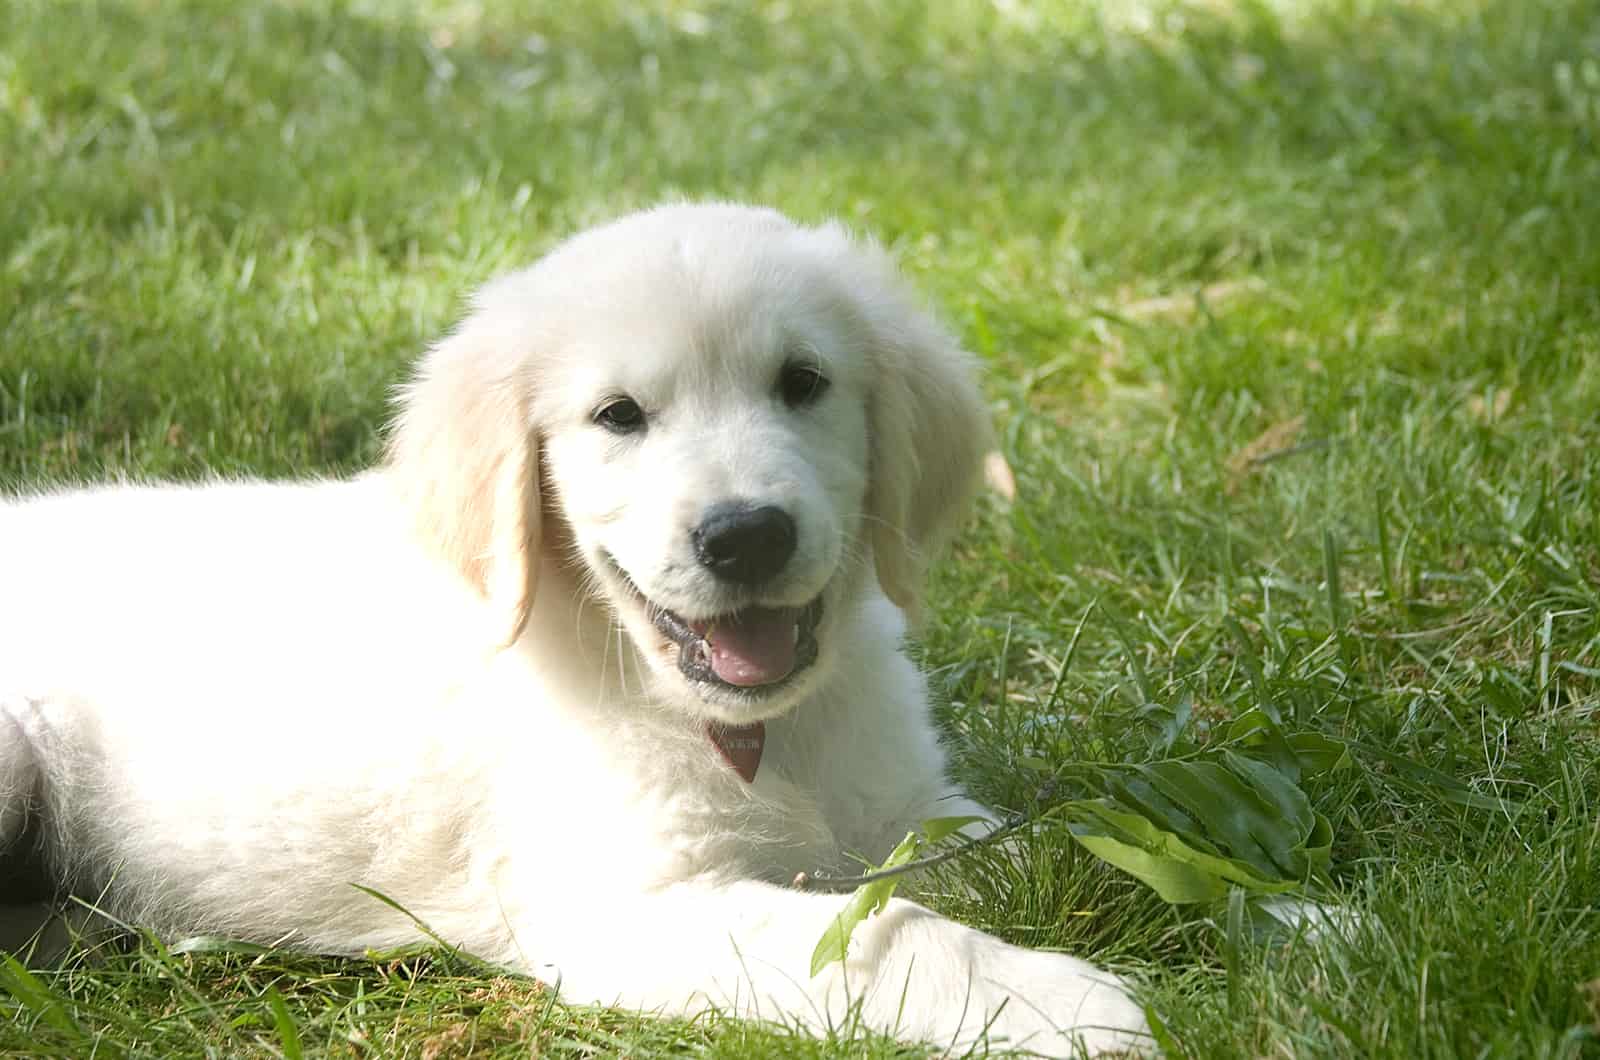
[387,204,990,724]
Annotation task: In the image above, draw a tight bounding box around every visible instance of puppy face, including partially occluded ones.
[536,235,872,722]
[389,205,990,726]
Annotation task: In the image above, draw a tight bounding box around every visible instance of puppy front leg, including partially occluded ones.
[528,879,1148,1057]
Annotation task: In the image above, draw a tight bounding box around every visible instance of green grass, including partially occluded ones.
[3,0,1599,1055]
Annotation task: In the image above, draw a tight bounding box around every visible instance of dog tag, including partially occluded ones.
[706,721,765,783]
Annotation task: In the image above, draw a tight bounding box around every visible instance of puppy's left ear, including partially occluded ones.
[386,288,542,642]
[833,231,993,619]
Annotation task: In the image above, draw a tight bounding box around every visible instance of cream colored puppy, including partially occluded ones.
[0,205,1148,1055]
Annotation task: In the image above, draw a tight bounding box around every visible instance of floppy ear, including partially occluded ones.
[840,237,993,618]
[386,295,541,641]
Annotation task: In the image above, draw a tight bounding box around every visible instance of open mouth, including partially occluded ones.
[648,596,823,693]
[600,554,824,694]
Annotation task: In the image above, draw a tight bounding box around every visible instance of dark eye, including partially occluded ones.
[594,396,646,434]
[779,362,830,409]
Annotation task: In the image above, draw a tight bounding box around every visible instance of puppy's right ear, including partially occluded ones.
[386,294,540,641]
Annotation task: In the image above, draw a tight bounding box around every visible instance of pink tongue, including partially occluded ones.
[707,608,799,687]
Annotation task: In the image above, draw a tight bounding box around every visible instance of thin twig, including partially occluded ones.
[791,816,1032,893]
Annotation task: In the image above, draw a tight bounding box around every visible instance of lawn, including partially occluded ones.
[2,0,1598,1056]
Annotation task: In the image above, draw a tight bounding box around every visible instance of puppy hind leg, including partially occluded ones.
[0,700,76,963]
[1,699,56,904]
[0,702,42,854]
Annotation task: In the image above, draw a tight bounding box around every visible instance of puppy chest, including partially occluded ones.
[644,780,842,886]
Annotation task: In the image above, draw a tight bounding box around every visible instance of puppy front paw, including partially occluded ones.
[867,907,1151,1057]
[964,939,1152,1057]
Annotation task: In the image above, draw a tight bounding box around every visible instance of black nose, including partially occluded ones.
[692,502,797,585]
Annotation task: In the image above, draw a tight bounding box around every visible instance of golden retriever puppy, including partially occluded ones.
[0,205,1148,1055]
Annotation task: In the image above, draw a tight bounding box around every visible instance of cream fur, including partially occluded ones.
[0,204,1148,1056]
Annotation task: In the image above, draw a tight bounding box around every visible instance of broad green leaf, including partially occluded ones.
[1062,748,1335,902]
[1287,733,1354,777]
[1140,692,1194,756]
[1223,751,1313,837]
[810,831,920,977]
[1106,772,1217,853]
[920,815,987,845]
[812,740,1340,963]
[1225,708,1280,744]
[1069,824,1229,903]
[1169,690,1195,741]
[1062,799,1297,902]
[1134,761,1292,878]
[1224,707,1301,779]
[1229,710,1353,780]
[1069,798,1293,889]
[809,887,879,978]
[1303,813,1334,877]
[878,830,923,871]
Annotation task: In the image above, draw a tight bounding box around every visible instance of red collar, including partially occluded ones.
[706,721,765,783]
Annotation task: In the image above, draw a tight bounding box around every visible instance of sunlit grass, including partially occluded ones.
[3,0,1598,1055]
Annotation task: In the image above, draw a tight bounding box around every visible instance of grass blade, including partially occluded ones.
[265,986,304,1060]
[0,955,82,1039]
